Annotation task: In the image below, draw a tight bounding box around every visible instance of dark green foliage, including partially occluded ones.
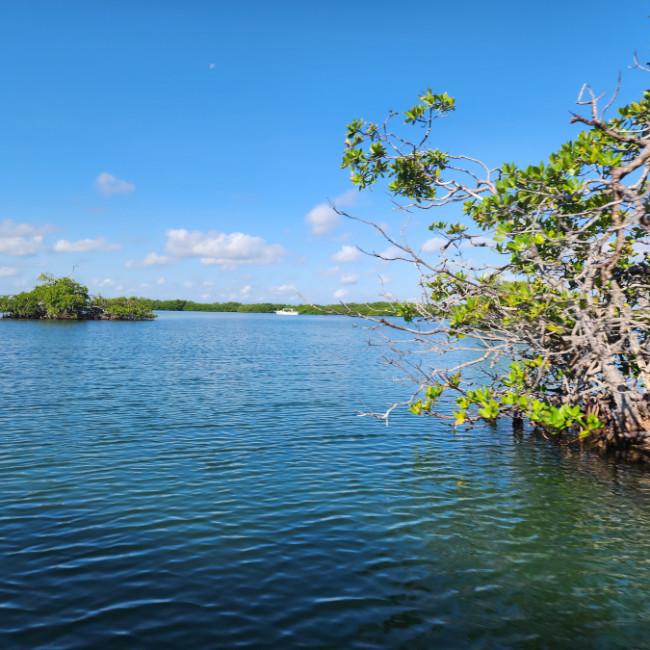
[237,303,285,313]
[148,298,187,311]
[93,296,157,321]
[0,274,156,321]
[297,301,395,316]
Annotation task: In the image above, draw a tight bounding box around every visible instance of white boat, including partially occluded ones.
[275,307,299,316]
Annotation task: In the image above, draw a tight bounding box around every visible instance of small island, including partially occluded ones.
[0,274,156,321]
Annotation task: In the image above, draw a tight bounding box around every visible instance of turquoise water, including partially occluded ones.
[2,311,650,648]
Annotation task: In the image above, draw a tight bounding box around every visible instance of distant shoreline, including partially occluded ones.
[142,299,395,317]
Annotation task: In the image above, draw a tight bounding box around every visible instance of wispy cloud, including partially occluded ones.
[333,288,349,300]
[93,278,115,288]
[54,238,121,253]
[420,236,493,254]
[270,284,297,294]
[125,252,173,268]
[0,219,56,237]
[318,266,340,277]
[463,236,493,248]
[340,273,359,285]
[0,266,18,277]
[95,172,135,196]
[331,189,358,208]
[166,229,285,269]
[330,245,361,263]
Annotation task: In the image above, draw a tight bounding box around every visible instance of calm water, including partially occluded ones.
[2,312,650,648]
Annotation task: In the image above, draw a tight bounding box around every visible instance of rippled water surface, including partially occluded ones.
[3,312,650,648]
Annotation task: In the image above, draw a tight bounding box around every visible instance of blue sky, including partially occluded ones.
[0,1,648,304]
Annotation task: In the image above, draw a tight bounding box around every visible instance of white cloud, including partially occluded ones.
[462,236,493,248]
[270,284,297,294]
[0,266,18,277]
[125,252,173,268]
[379,246,403,261]
[0,235,43,256]
[183,281,193,288]
[420,236,492,255]
[305,203,340,235]
[165,229,285,268]
[421,237,446,253]
[157,277,165,285]
[333,288,349,300]
[318,266,340,277]
[340,273,359,285]
[94,278,115,288]
[331,245,361,263]
[305,190,358,236]
[95,172,135,196]
[628,240,650,262]
[202,280,215,287]
[241,285,252,298]
[54,237,121,253]
[209,63,216,69]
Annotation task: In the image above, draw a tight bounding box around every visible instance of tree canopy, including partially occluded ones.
[0,274,156,321]
[340,62,650,453]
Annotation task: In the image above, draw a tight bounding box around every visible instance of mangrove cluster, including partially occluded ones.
[0,274,156,321]
[340,67,650,454]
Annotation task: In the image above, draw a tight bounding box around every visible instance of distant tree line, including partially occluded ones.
[141,298,396,316]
